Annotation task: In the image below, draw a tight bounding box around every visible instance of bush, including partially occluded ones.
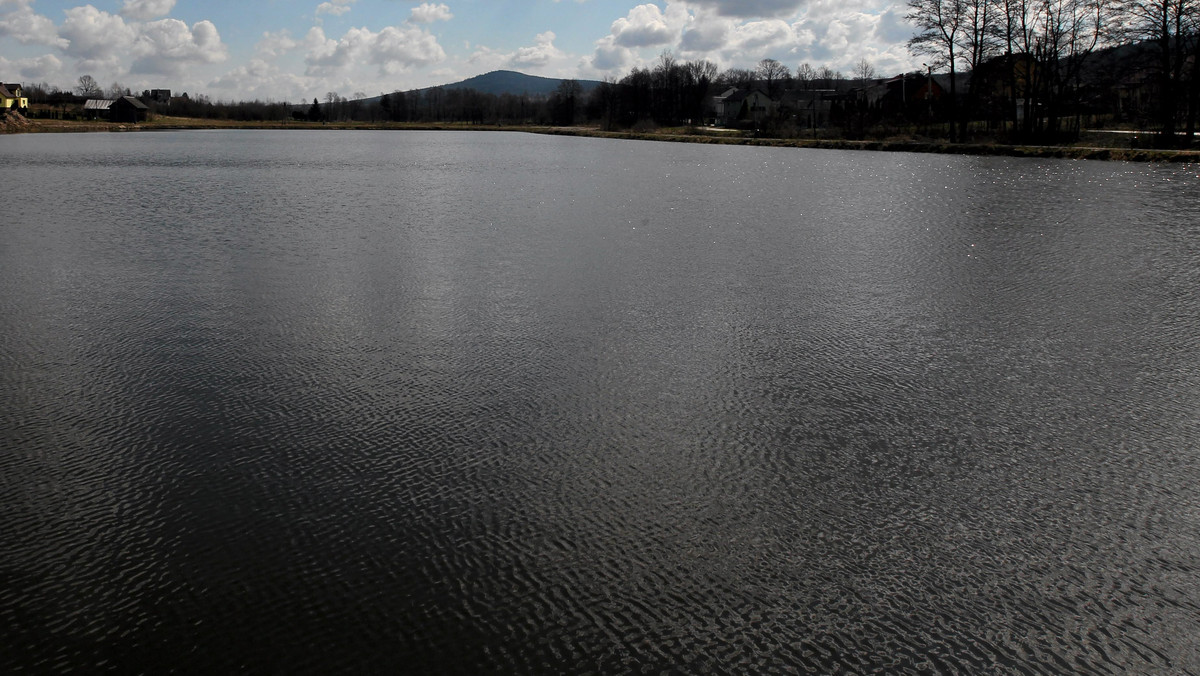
[631,118,658,133]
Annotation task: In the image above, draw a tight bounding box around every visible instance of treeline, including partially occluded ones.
[310,87,559,125]
[19,81,297,122]
[908,0,1200,145]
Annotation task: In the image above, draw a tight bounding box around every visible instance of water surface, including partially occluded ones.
[3,131,1199,673]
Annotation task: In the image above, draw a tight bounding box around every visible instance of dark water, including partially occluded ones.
[3,130,1199,674]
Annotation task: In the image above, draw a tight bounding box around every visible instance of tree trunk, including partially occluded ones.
[1157,30,1177,145]
[949,47,959,142]
[1186,58,1199,139]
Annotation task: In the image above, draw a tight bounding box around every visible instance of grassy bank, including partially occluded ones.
[8,114,1200,163]
[537,126,1200,163]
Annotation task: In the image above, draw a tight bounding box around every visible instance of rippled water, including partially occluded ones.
[3,130,1200,673]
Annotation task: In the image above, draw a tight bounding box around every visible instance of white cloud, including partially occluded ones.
[0,52,64,80]
[55,6,228,79]
[510,31,564,68]
[588,35,634,73]
[210,58,310,101]
[0,3,66,47]
[0,0,925,104]
[315,4,349,17]
[409,3,453,24]
[469,30,576,76]
[255,29,298,58]
[729,19,797,51]
[130,19,228,75]
[685,0,805,18]
[121,0,176,21]
[316,0,355,17]
[59,5,138,70]
[305,24,446,77]
[369,24,447,73]
[610,3,686,48]
[679,15,732,53]
[581,0,920,77]
[589,1,691,73]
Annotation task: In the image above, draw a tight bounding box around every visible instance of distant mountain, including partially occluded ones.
[348,71,603,107]
[437,70,603,97]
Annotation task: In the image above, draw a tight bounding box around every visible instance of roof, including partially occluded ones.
[779,89,835,105]
[723,90,750,104]
[115,95,149,109]
[0,84,14,99]
[84,99,114,110]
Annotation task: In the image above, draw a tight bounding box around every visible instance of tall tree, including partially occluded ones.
[682,60,718,123]
[1120,0,1199,143]
[757,58,791,97]
[853,58,878,87]
[550,79,583,125]
[958,0,996,136]
[991,0,1034,132]
[796,62,817,89]
[720,68,757,89]
[379,92,392,121]
[908,0,965,140]
[816,65,844,89]
[1031,0,1111,139]
[76,75,102,98]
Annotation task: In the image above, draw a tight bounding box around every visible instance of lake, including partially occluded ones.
[2,130,1199,673]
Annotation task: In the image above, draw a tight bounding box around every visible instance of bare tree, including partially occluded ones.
[1029,0,1111,138]
[686,59,719,85]
[76,75,102,98]
[757,58,791,97]
[796,62,817,89]
[1119,0,1199,143]
[721,68,757,89]
[991,0,1033,131]
[853,58,878,87]
[908,0,965,140]
[816,65,844,89]
[957,0,996,135]
[550,79,583,125]
[107,82,130,99]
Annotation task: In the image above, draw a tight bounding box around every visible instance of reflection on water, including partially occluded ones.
[3,131,1200,673]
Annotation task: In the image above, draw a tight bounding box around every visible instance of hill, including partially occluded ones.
[439,70,603,97]
[351,71,602,108]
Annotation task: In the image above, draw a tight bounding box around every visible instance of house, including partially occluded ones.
[778,89,835,128]
[738,89,776,124]
[112,95,149,123]
[710,88,739,124]
[1114,70,1156,120]
[712,88,777,126]
[870,73,945,118]
[1,83,28,110]
[83,98,114,120]
[83,96,150,122]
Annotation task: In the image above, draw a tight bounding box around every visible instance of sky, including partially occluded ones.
[0,0,920,103]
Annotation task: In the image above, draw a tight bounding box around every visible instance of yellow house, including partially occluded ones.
[1,83,29,110]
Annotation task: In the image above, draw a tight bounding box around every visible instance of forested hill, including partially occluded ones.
[439,71,603,97]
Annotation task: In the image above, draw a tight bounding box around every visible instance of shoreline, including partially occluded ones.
[6,116,1199,163]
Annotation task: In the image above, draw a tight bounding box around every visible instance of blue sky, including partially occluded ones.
[1,0,919,102]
